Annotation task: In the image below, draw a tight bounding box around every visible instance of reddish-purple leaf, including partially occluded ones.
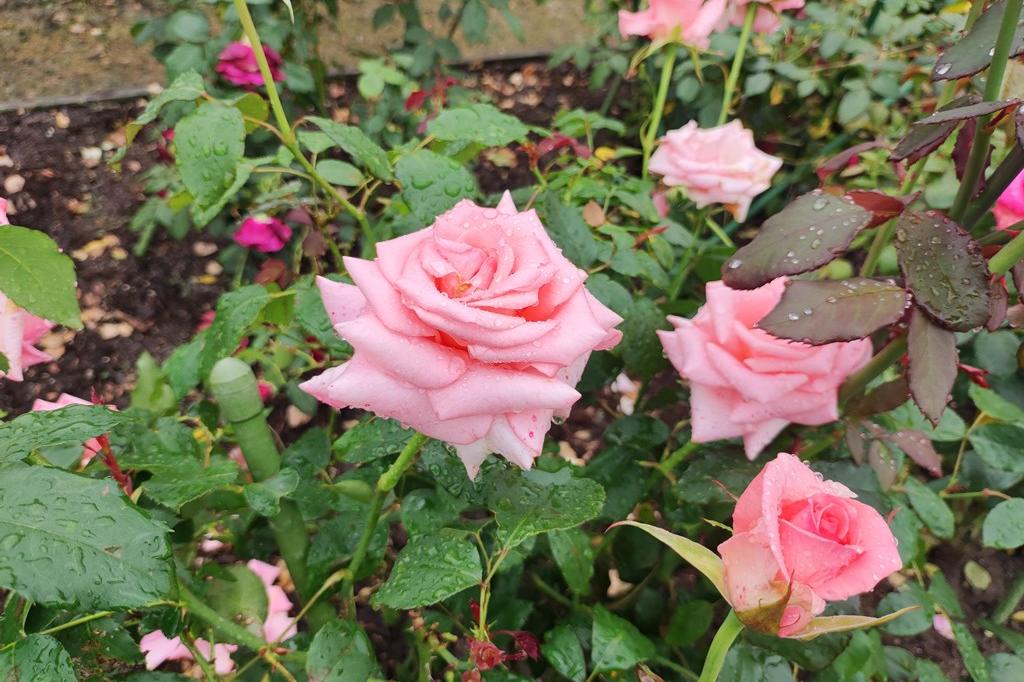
[912,99,1020,125]
[907,307,959,425]
[817,140,885,183]
[846,190,911,229]
[888,429,944,477]
[932,0,1024,81]
[721,190,871,289]
[894,211,991,331]
[757,278,911,345]
[845,376,910,418]
[988,279,1009,331]
[891,96,978,165]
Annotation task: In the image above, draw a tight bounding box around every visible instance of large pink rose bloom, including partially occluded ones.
[718,453,902,636]
[994,169,1024,230]
[658,278,871,459]
[0,293,53,382]
[216,41,285,88]
[723,0,805,34]
[650,120,782,222]
[618,0,728,49]
[301,192,622,478]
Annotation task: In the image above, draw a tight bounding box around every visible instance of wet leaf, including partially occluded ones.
[891,96,978,164]
[591,605,655,672]
[887,428,944,476]
[395,149,477,223]
[119,70,204,151]
[982,498,1024,549]
[333,417,415,464]
[371,531,481,609]
[758,278,910,345]
[903,477,955,540]
[894,211,990,331]
[198,285,273,379]
[174,102,245,208]
[244,468,300,517]
[908,307,959,425]
[427,103,530,147]
[969,423,1024,476]
[0,463,173,610]
[933,0,1024,81]
[721,190,872,289]
[305,117,393,180]
[611,521,725,597]
[307,620,381,682]
[0,226,82,328]
[0,405,130,462]
[953,620,991,682]
[548,527,595,596]
[0,634,75,681]
[205,564,268,630]
[846,190,911,229]
[542,625,586,682]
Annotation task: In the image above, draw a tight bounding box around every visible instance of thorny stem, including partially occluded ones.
[717,4,758,126]
[642,44,677,178]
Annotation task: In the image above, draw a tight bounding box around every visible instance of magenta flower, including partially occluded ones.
[234,216,292,253]
[995,169,1024,230]
[216,41,285,88]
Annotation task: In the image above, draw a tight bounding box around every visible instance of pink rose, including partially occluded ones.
[618,0,728,48]
[246,559,297,643]
[722,0,805,34]
[658,278,871,459]
[234,216,292,253]
[31,393,116,465]
[649,120,783,222]
[301,192,622,477]
[718,453,902,636]
[995,169,1024,230]
[216,41,285,88]
[0,197,9,224]
[0,292,53,382]
[139,631,238,675]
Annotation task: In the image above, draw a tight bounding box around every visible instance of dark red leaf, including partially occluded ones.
[816,140,885,183]
[846,190,910,228]
[907,307,958,425]
[891,96,979,165]
[845,375,910,418]
[988,279,1009,331]
[912,99,1020,125]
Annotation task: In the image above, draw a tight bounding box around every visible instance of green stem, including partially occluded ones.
[994,573,1024,623]
[342,432,430,607]
[209,358,333,630]
[949,0,1023,222]
[860,220,897,277]
[179,581,277,654]
[642,44,678,179]
[963,144,1024,230]
[231,0,375,251]
[989,228,1024,274]
[838,334,908,407]
[717,4,758,126]
[698,610,744,682]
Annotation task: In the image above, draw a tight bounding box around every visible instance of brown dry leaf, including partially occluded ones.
[582,200,605,227]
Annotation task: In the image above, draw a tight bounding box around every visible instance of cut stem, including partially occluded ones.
[717,4,758,126]
[642,44,678,179]
[697,610,744,682]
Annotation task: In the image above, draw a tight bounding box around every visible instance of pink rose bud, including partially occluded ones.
[216,41,285,88]
[31,393,116,465]
[649,120,783,222]
[301,191,623,478]
[994,169,1024,230]
[619,0,729,49]
[0,292,54,383]
[718,453,902,637]
[234,215,293,253]
[658,278,871,459]
[257,381,275,403]
[722,0,805,34]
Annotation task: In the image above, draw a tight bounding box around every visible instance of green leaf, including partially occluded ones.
[165,9,209,42]
[174,102,245,208]
[293,277,351,355]
[0,634,75,681]
[837,89,871,124]
[333,417,415,463]
[791,607,920,640]
[0,226,81,327]
[989,653,1024,682]
[539,193,599,268]
[315,159,365,187]
[0,405,129,462]
[0,464,172,609]
[229,92,270,133]
[903,478,955,540]
[933,0,1024,81]
[307,620,381,682]
[0,353,7,374]
[400,488,465,536]
[371,531,482,609]
[305,117,393,180]
[590,604,655,672]
[205,564,268,631]
[908,307,958,425]
[877,588,933,636]
[427,103,530,147]
[983,498,1024,549]
[953,620,991,682]
[244,468,300,517]
[612,521,726,597]
[721,191,871,289]
[395,149,477,223]
[968,384,1024,422]
[542,625,586,682]
[757,278,910,344]
[969,424,1024,475]
[120,70,204,150]
[619,297,669,379]
[486,466,605,548]
[548,527,594,595]
[199,285,273,379]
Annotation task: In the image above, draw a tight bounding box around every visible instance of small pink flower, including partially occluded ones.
[619,0,728,49]
[31,393,116,465]
[995,170,1024,230]
[0,292,54,383]
[257,381,275,403]
[246,559,297,643]
[658,278,871,459]
[718,453,902,637]
[933,613,955,640]
[139,631,238,675]
[722,0,805,34]
[649,120,783,222]
[234,216,292,253]
[216,41,285,88]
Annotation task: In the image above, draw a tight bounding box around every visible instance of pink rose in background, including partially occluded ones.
[618,0,727,49]
[31,393,116,465]
[301,192,622,478]
[994,169,1024,230]
[0,197,9,224]
[0,292,53,382]
[216,41,285,88]
[658,278,871,459]
[649,120,783,222]
[246,559,298,643]
[140,631,237,675]
[234,216,292,253]
[718,453,902,636]
[723,0,805,34]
